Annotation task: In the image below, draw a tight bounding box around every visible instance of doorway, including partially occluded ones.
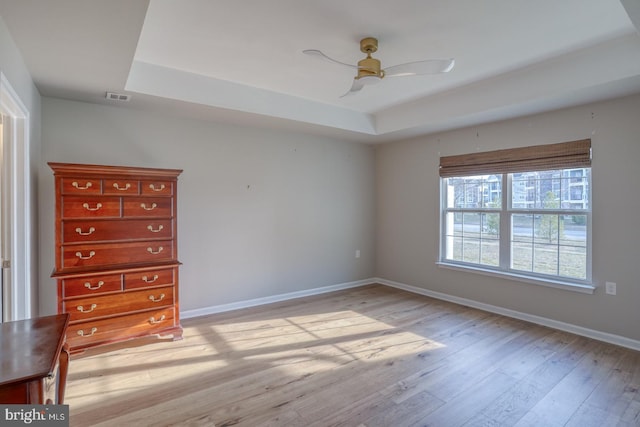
[0,115,3,321]
[0,73,31,322]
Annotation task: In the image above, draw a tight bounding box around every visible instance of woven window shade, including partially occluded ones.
[439,139,591,177]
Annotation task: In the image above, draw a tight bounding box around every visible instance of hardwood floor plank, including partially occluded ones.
[63,284,640,427]
[565,349,640,426]
[621,399,640,425]
[494,328,576,380]
[514,340,626,426]
[477,332,593,426]
[362,390,444,427]
[414,370,518,427]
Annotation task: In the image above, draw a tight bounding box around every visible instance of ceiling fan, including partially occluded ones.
[303,37,455,97]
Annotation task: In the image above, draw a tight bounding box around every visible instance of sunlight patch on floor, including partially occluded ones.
[66,306,447,421]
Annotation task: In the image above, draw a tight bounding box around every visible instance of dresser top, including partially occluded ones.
[48,162,183,178]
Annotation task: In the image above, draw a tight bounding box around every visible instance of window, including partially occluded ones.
[439,140,592,288]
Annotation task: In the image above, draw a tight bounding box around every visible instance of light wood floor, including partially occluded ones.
[66,284,640,427]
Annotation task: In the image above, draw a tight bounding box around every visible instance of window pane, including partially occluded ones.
[511,169,589,210]
[463,239,479,264]
[481,240,499,266]
[562,169,590,210]
[444,213,458,261]
[511,214,533,272]
[559,215,587,279]
[485,176,502,208]
[511,213,588,279]
[482,213,500,238]
[444,212,462,237]
[560,216,587,246]
[533,243,558,276]
[443,211,500,267]
[559,246,587,280]
[463,212,480,234]
[511,241,533,272]
[512,214,533,243]
[534,214,560,243]
[448,175,501,209]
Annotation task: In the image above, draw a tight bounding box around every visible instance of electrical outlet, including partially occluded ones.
[605,282,617,295]
[355,250,361,259]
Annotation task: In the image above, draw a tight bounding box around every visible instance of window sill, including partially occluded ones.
[436,262,595,294]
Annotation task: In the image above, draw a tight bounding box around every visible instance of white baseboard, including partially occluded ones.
[181,276,640,352]
[181,278,372,319]
[374,277,640,352]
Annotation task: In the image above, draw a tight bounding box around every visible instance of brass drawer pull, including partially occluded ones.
[77,327,97,337]
[72,181,92,190]
[77,303,97,313]
[147,225,164,233]
[149,315,166,324]
[84,280,104,290]
[149,184,165,192]
[75,251,96,260]
[82,202,102,211]
[147,246,163,255]
[75,227,96,236]
[142,275,159,283]
[113,183,131,191]
[149,293,165,303]
[140,202,157,211]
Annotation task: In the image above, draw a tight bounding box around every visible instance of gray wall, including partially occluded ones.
[376,93,640,342]
[0,16,41,316]
[39,98,376,315]
[0,16,40,114]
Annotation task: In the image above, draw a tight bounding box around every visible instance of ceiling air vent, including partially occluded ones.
[105,92,131,102]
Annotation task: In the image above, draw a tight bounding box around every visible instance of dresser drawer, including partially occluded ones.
[124,267,176,290]
[62,219,173,243]
[141,180,174,196]
[64,285,174,322]
[61,177,102,195]
[62,273,123,298]
[62,240,175,269]
[67,307,175,348]
[123,197,173,217]
[103,179,140,195]
[62,196,121,218]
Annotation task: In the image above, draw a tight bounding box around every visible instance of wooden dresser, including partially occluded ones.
[49,163,183,353]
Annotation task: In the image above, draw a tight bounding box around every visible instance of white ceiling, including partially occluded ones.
[1,0,640,143]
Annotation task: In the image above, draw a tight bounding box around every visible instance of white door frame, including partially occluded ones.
[0,72,31,321]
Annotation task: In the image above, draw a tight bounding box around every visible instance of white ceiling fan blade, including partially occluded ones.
[340,78,365,97]
[384,58,455,77]
[302,49,357,69]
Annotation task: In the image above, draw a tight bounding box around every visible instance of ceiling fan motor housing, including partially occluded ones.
[357,57,383,79]
[357,37,383,79]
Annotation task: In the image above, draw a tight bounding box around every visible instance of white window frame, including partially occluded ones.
[439,169,593,294]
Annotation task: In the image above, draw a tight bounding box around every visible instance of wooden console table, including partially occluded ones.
[0,314,70,404]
